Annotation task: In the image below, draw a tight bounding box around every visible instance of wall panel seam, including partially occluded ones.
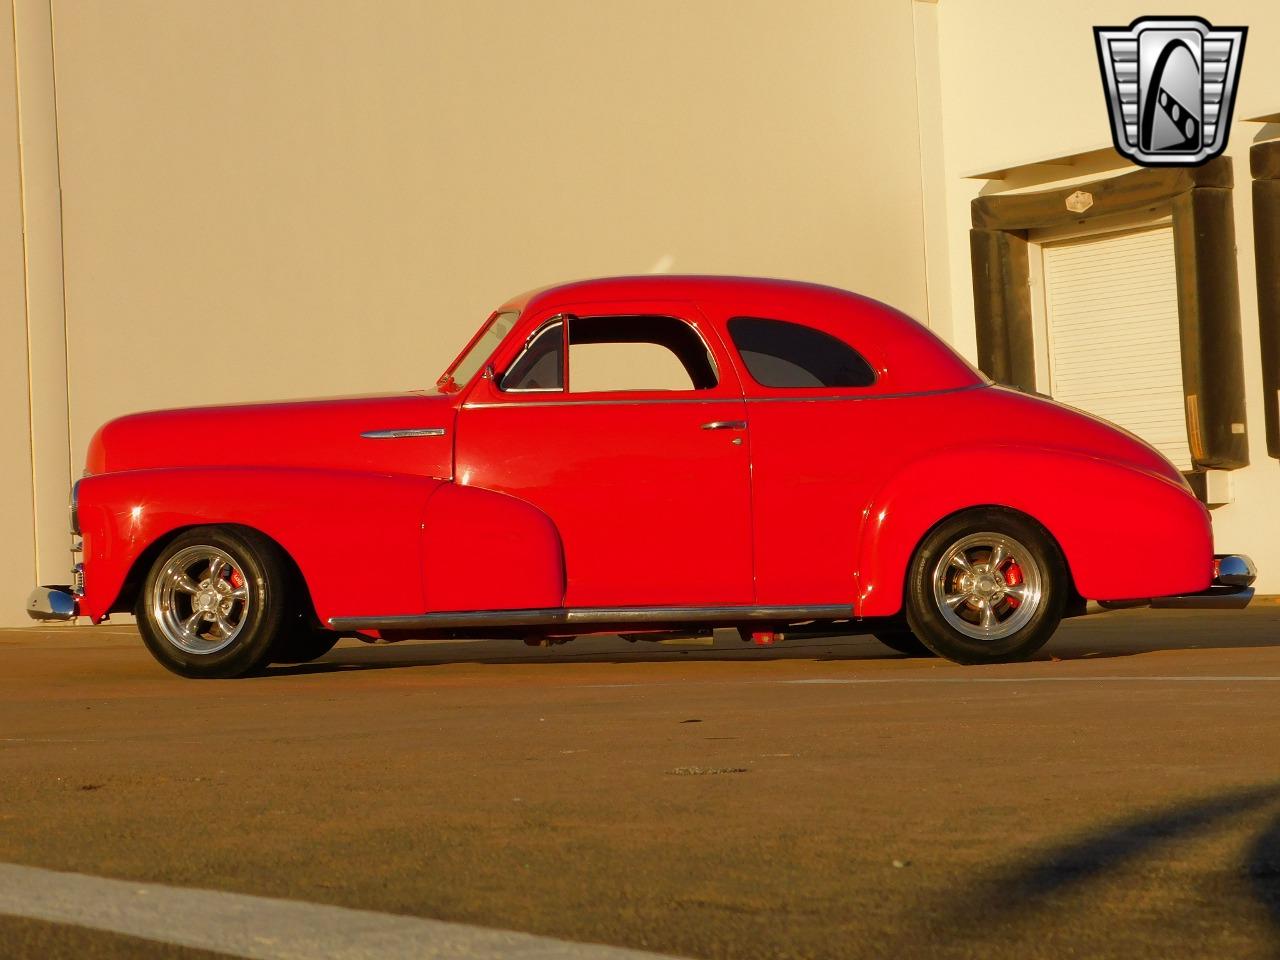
[46,0,69,488]
[10,0,41,587]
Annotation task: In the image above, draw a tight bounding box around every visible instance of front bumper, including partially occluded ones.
[26,586,79,621]
[1148,554,1257,610]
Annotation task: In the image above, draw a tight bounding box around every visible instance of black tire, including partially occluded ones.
[136,526,288,679]
[904,507,1067,665]
[270,626,341,664]
[872,627,935,657]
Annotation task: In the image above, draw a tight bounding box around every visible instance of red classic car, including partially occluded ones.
[27,276,1255,677]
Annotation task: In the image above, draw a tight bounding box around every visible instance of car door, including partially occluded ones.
[723,314,886,606]
[453,300,753,608]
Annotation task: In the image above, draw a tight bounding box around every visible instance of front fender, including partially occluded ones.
[77,467,442,623]
[419,483,565,612]
[855,446,1212,617]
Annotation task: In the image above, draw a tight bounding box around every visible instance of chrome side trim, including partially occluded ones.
[360,428,447,439]
[460,384,986,411]
[463,397,739,410]
[329,603,853,632]
[330,608,566,631]
[26,586,78,621]
[564,604,851,624]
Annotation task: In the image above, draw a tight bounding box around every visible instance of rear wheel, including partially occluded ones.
[136,526,287,679]
[905,508,1066,665]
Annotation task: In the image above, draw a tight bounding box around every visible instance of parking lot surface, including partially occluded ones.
[2,608,1280,959]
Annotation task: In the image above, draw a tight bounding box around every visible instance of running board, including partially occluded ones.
[328,604,853,632]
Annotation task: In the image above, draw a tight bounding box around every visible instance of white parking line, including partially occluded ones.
[576,674,1280,690]
[0,862,681,960]
[779,675,1280,684]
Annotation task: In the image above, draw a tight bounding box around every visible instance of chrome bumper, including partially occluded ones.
[26,586,79,621]
[1149,554,1257,610]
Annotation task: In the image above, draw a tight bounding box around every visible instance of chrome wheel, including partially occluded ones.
[150,545,250,655]
[931,532,1043,641]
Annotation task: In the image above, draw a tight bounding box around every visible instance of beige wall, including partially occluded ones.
[931,0,1280,592]
[3,0,930,625]
[9,0,1280,624]
[1,1,38,620]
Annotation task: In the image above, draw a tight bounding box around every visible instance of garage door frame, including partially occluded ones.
[970,157,1248,471]
[1250,140,1280,461]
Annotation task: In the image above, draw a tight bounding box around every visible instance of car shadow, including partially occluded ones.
[1046,606,1280,661]
[253,607,1280,677]
[259,632,900,676]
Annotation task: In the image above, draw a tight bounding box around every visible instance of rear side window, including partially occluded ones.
[728,316,876,389]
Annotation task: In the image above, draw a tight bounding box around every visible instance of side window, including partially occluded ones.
[568,316,718,393]
[501,320,564,392]
[727,316,876,389]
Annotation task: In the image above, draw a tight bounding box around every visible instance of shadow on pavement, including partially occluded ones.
[924,782,1280,952]
[260,632,900,675]
[1247,810,1280,933]
[253,607,1280,676]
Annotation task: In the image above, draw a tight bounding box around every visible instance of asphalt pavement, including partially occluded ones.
[2,607,1280,959]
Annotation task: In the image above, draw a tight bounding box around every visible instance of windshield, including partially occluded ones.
[439,310,519,391]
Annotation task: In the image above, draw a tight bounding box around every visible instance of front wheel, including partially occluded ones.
[904,508,1067,665]
[270,626,341,665]
[136,526,288,679]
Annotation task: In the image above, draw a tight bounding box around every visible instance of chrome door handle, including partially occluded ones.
[701,420,747,431]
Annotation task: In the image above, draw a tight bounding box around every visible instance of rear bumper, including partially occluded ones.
[1149,554,1256,610]
[25,586,79,621]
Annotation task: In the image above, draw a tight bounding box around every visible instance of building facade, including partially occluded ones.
[3,0,1277,626]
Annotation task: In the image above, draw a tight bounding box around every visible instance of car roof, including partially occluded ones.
[495,275,985,394]
[500,275,863,314]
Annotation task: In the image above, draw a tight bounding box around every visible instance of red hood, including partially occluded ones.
[85,392,457,480]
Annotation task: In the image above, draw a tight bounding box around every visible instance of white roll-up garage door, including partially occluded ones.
[1041,224,1192,471]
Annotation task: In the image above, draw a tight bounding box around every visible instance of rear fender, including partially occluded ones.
[856,446,1212,617]
[77,468,441,623]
